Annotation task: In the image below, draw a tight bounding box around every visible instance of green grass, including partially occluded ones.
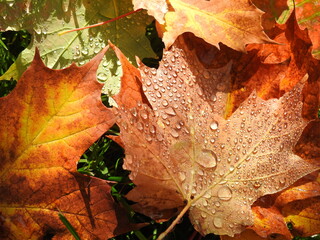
[0,29,319,240]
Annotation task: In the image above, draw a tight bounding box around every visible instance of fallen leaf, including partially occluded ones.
[242,171,320,239]
[0,0,156,96]
[160,0,273,51]
[0,48,131,239]
[112,38,320,237]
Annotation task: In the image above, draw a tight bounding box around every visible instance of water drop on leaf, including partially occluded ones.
[217,186,232,201]
[196,149,217,168]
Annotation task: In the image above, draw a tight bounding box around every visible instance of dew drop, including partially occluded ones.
[137,122,144,131]
[162,99,169,107]
[279,144,284,151]
[198,169,204,176]
[253,181,261,189]
[213,217,223,228]
[217,186,232,201]
[179,172,186,181]
[140,110,148,120]
[252,148,258,154]
[145,134,152,142]
[164,107,176,116]
[149,125,156,134]
[210,121,219,130]
[203,70,210,79]
[97,72,108,81]
[81,47,89,56]
[170,129,179,138]
[196,149,217,168]
[156,133,164,141]
[279,177,286,186]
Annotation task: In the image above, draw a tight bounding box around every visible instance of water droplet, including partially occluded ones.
[213,217,223,228]
[279,177,286,186]
[164,107,176,116]
[179,172,186,181]
[279,144,284,151]
[170,129,179,138]
[137,122,144,131]
[203,70,210,79]
[94,46,101,54]
[149,125,156,134]
[61,0,70,12]
[81,48,89,56]
[140,110,148,120]
[162,99,169,107]
[252,148,258,154]
[253,181,261,189]
[198,169,204,176]
[217,186,232,201]
[145,134,152,142]
[210,121,219,130]
[97,72,108,81]
[156,133,164,141]
[196,149,217,168]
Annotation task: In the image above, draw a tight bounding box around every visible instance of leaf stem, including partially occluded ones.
[157,201,191,240]
[58,8,143,35]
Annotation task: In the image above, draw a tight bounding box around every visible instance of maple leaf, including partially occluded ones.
[112,38,320,237]
[0,0,155,95]
[135,0,273,51]
[0,48,132,239]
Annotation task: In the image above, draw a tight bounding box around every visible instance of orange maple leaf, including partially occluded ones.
[0,48,131,239]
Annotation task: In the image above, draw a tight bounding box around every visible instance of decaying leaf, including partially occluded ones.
[112,37,320,237]
[0,48,131,239]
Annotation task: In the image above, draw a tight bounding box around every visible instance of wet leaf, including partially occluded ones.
[112,38,320,237]
[0,0,156,95]
[0,48,132,239]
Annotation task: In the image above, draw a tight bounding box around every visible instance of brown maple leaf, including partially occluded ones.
[0,48,132,239]
[112,38,320,237]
